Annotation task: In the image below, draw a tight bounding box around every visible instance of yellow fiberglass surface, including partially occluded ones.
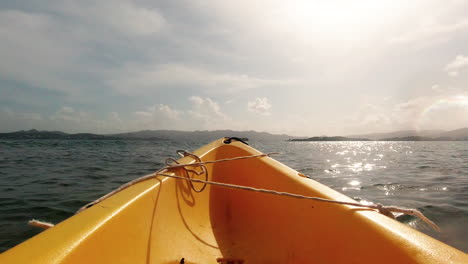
[1,138,467,263]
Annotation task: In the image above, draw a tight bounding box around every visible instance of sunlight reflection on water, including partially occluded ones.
[253,140,468,252]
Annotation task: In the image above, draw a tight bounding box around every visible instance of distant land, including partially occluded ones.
[110,129,293,141]
[291,128,468,141]
[346,128,468,141]
[289,136,371,141]
[0,129,293,141]
[0,127,467,141]
[378,136,457,141]
[0,129,122,140]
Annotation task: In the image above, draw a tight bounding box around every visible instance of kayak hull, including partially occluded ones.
[1,139,466,263]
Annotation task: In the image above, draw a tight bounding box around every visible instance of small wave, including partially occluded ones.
[57,199,89,211]
[29,205,74,216]
[83,174,107,180]
[433,176,455,181]
[79,166,107,172]
[371,183,411,191]
[417,165,434,169]
[0,198,28,208]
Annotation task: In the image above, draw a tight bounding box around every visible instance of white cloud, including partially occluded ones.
[0,106,115,133]
[131,97,233,131]
[135,104,180,120]
[188,96,230,129]
[56,0,166,35]
[108,112,124,132]
[345,103,391,133]
[391,18,468,45]
[247,97,272,115]
[2,1,468,136]
[133,104,181,130]
[0,108,43,121]
[345,94,468,133]
[44,107,127,133]
[190,97,221,118]
[0,1,166,99]
[50,107,87,122]
[0,10,84,93]
[0,97,235,133]
[109,112,122,122]
[107,63,292,95]
[444,55,468,77]
[48,107,112,132]
[0,108,44,132]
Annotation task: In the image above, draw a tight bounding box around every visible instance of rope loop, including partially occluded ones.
[170,150,208,193]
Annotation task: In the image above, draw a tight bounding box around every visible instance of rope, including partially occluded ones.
[72,150,439,232]
[28,219,54,229]
[166,150,208,193]
[76,152,278,213]
[153,172,440,232]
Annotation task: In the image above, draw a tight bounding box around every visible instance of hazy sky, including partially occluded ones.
[1,0,468,136]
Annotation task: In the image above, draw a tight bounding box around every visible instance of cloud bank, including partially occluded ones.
[1,0,468,135]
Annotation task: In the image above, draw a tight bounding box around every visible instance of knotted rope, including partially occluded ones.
[76,152,278,213]
[32,150,440,232]
[150,172,440,232]
[165,150,208,193]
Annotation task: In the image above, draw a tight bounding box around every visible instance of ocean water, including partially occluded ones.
[0,139,467,253]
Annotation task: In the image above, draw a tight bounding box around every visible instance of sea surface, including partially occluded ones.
[0,139,467,253]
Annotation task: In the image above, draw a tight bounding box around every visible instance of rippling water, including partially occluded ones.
[0,140,467,252]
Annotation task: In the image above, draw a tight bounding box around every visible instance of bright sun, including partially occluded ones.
[273,0,401,39]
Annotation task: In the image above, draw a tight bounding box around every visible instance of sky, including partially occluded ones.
[0,0,468,136]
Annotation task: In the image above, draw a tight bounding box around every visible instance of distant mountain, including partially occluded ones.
[111,130,294,142]
[2,127,467,141]
[289,136,371,141]
[0,129,295,141]
[378,136,457,141]
[347,128,467,141]
[438,127,468,140]
[0,129,119,140]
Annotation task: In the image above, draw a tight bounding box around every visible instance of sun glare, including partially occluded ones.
[274,0,401,40]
